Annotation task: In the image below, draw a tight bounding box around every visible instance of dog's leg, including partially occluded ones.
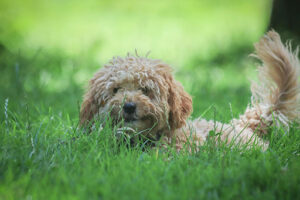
[178,31,299,151]
[223,31,300,148]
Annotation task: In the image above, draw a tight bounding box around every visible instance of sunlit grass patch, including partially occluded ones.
[0,0,271,65]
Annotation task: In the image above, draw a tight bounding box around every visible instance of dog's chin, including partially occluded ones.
[120,116,153,134]
[123,119,147,131]
[115,119,146,140]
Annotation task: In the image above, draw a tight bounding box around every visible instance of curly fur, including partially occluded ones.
[80,31,300,151]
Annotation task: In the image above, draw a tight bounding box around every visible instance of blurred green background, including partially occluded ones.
[0,0,273,121]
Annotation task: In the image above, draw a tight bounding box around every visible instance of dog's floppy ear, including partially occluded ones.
[165,72,193,131]
[79,88,98,125]
[79,71,106,126]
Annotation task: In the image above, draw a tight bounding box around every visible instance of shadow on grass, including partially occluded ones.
[0,46,98,121]
[186,42,254,70]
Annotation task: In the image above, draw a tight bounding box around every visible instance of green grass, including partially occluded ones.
[1,111,300,199]
[1,0,300,199]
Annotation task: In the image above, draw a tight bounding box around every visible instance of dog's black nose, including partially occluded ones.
[123,102,136,114]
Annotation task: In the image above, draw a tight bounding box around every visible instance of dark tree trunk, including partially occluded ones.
[269,0,300,37]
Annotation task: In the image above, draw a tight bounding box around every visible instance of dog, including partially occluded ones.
[79,31,300,151]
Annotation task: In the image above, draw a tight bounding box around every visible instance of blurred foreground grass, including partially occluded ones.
[1,0,300,199]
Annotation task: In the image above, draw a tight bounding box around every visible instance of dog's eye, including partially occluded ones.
[140,87,149,95]
[113,87,120,94]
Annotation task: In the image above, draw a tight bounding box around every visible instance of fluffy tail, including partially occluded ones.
[245,30,300,133]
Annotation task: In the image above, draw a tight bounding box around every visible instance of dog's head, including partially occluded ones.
[80,55,192,139]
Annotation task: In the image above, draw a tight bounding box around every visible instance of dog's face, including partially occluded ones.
[80,56,192,139]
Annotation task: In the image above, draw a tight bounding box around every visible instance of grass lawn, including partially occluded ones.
[1,0,300,199]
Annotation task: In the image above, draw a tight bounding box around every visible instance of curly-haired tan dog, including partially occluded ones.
[80,31,300,151]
